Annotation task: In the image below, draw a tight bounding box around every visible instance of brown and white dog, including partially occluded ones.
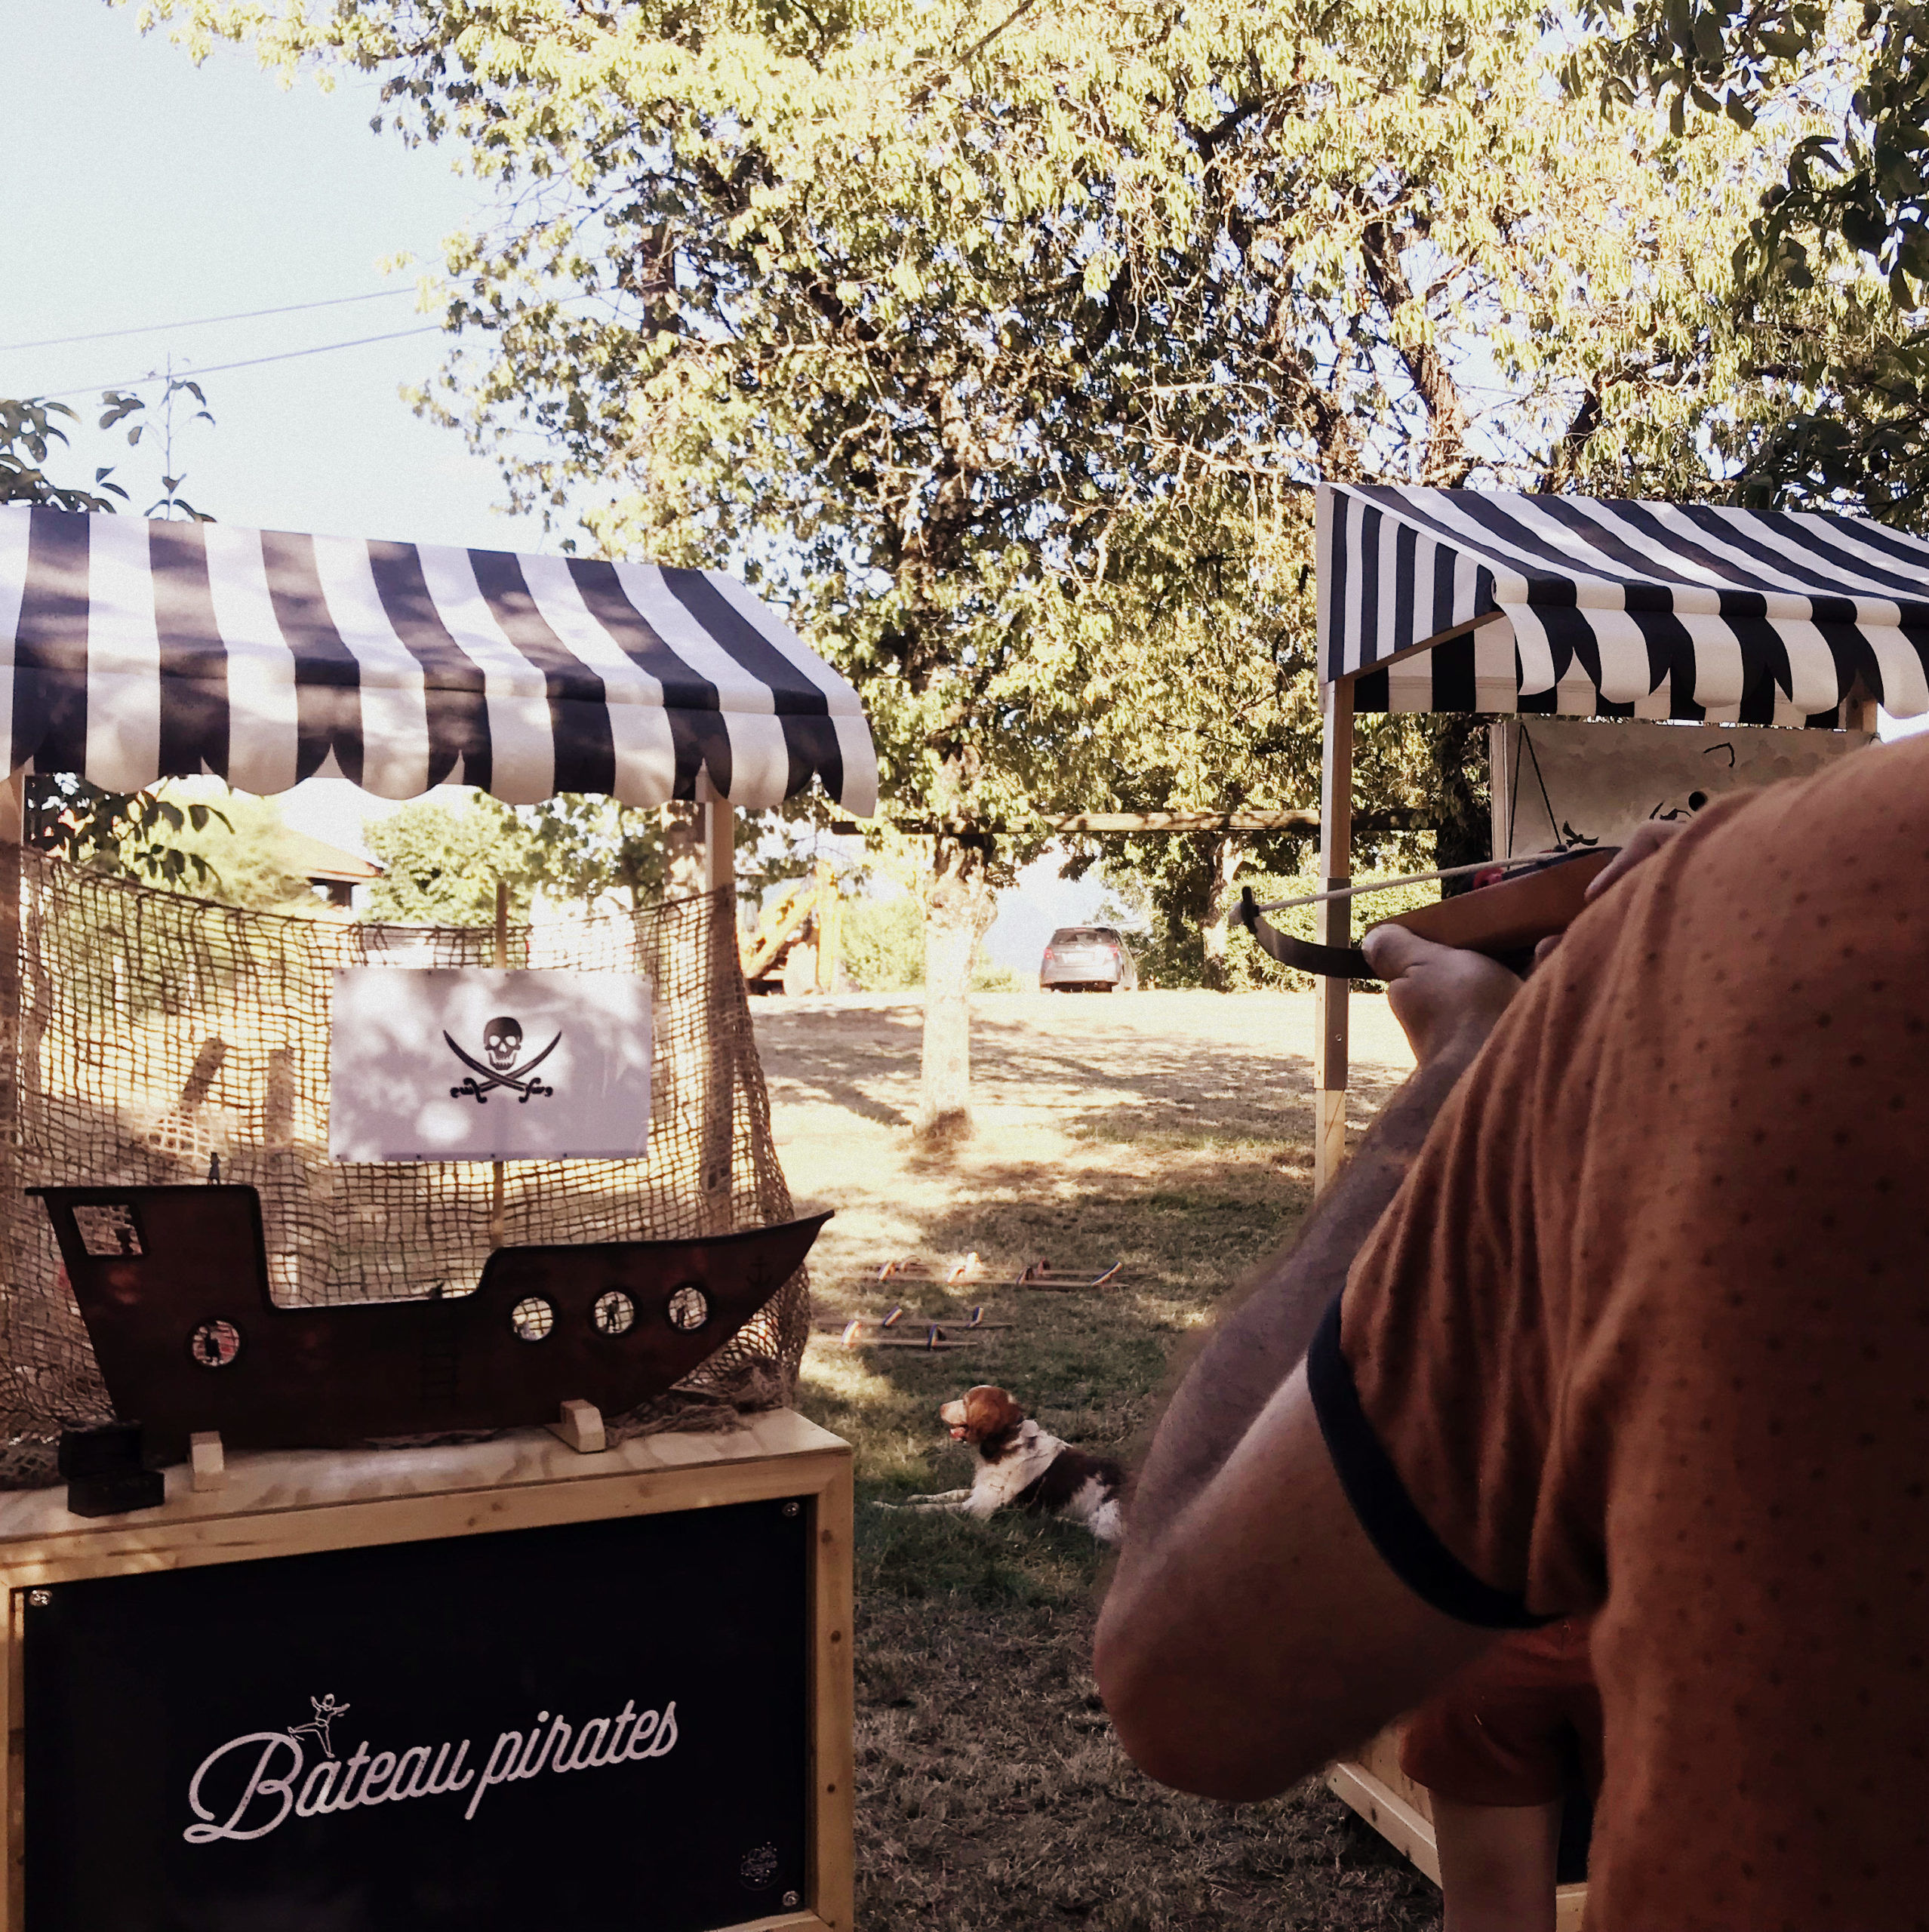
[900,1385,1125,1544]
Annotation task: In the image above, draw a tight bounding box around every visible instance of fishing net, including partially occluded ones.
[0,850,804,1486]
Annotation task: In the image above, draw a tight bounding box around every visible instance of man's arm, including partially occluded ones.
[1094,931,1520,1799]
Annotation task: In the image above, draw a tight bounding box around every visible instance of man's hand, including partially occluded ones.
[1361,923,1521,1069]
[1532,821,1684,964]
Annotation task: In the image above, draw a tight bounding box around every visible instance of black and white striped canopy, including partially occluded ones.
[1317,482,1929,727]
[0,506,878,814]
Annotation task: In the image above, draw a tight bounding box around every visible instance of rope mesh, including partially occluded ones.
[0,852,804,1485]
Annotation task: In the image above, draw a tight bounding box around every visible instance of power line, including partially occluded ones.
[45,326,447,399]
[0,288,415,355]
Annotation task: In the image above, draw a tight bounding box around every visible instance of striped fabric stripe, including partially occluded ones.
[0,506,879,814]
[1320,483,1929,726]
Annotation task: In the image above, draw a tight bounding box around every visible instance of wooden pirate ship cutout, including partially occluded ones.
[33,1183,830,1458]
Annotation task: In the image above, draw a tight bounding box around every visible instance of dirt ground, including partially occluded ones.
[755,989,1436,1932]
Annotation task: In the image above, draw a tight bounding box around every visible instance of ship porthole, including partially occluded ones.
[592,1290,636,1337]
[666,1284,709,1332]
[509,1296,555,1343]
[188,1319,242,1368]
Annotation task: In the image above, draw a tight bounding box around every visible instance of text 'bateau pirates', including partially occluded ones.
[183,1694,679,1842]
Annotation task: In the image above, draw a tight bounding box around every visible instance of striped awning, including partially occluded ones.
[0,506,878,814]
[1317,482,1929,727]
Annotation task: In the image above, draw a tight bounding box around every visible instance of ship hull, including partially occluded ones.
[32,1185,828,1458]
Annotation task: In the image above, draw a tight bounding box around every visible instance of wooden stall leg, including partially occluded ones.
[1312,681,1353,1195]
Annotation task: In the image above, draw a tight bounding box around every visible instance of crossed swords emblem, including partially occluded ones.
[445,1026,561,1105]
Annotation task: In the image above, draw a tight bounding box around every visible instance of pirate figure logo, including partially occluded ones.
[446,1015,559,1105]
[289,1694,350,1760]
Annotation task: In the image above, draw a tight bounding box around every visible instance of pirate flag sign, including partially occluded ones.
[328,970,654,1163]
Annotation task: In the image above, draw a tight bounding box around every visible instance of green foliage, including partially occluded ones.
[0,400,126,512]
[492,795,669,911]
[1565,0,1929,525]
[147,789,317,910]
[363,797,535,924]
[24,776,230,894]
[841,894,925,991]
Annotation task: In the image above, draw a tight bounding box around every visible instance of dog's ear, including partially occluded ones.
[962,1385,1021,1441]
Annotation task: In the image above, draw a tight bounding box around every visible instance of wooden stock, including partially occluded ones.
[1364,847,1618,961]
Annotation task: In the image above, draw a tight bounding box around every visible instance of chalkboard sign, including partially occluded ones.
[23,1497,811,1932]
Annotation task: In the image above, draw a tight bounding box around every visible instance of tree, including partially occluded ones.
[144,0,1826,1121]
[147,789,320,910]
[1569,0,1929,525]
[363,796,535,925]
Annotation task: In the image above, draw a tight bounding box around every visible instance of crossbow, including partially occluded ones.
[1232,847,1620,979]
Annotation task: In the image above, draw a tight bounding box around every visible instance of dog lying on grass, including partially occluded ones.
[891,1384,1126,1545]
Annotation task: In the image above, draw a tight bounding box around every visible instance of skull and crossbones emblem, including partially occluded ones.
[445,1014,559,1104]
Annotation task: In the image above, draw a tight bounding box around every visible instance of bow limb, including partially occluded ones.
[1232,888,1368,980]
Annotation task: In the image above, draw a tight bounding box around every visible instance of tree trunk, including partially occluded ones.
[916,837,997,1142]
[1198,834,1245,983]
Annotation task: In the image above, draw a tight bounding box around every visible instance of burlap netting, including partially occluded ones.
[0,851,808,1487]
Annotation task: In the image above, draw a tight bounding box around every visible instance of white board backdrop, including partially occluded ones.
[328,969,654,1163]
[1491,718,1873,860]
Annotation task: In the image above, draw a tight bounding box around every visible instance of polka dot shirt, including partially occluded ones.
[1334,737,1929,1931]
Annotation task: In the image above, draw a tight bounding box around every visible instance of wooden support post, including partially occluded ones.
[1312,679,1353,1195]
[489,878,508,1251]
[703,784,734,898]
[0,771,23,1303]
[699,779,736,1235]
[1488,720,1513,862]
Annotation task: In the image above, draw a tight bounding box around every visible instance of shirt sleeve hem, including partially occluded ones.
[1306,1294,1553,1632]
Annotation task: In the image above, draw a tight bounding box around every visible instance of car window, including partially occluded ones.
[1049,928,1101,944]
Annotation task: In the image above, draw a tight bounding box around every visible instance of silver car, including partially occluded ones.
[1039,925,1138,992]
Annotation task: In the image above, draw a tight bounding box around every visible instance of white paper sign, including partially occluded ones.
[328,969,654,1164]
[1495,718,1871,858]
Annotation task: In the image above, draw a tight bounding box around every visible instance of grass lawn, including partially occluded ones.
[755,990,1441,1930]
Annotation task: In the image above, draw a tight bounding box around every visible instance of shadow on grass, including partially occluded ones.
[753,994,1416,1147]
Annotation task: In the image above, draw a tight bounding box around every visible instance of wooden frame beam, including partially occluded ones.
[829,809,1431,836]
[1312,681,1354,1194]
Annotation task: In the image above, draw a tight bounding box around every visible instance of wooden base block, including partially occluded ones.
[188,1430,226,1493]
[545,1398,608,1454]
